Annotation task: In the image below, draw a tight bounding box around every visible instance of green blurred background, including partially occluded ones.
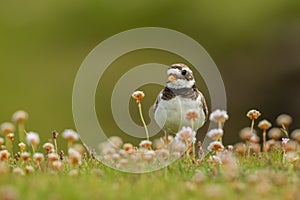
[1,0,300,145]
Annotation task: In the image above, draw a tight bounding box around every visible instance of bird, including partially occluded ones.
[153,63,208,138]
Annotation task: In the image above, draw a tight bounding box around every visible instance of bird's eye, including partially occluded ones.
[181,70,187,75]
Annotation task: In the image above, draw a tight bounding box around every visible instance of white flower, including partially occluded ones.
[139,140,152,149]
[0,122,15,134]
[131,91,145,103]
[209,109,229,123]
[26,132,40,146]
[246,109,261,120]
[207,141,224,152]
[33,153,44,163]
[282,138,290,145]
[207,129,224,141]
[12,110,28,123]
[68,148,82,165]
[62,129,79,141]
[175,126,196,144]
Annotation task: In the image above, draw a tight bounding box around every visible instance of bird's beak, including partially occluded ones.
[167,75,176,83]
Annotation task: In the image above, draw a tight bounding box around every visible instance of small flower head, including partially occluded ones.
[6,133,14,141]
[0,122,15,135]
[26,132,40,146]
[62,129,79,142]
[239,127,255,141]
[207,128,224,141]
[21,152,31,162]
[43,142,55,153]
[258,119,272,131]
[276,114,293,127]
[175,126,196,144]
[285,152,299,164]
[25,166,35,174]
[68,148,82,165]
[209,109,229,123]
[291,129,300,143]
[123,143,134,152]
[247,109,261,120]
[268,128,282,140]
[131,91,145,103]
[0,138,4,145]
[12,110,28,124]
[33,152,44,163]
[282,138,290,145]
[234,143,247,156]
[108,136,123,149]
[0,150,10,161]
[52,160,63,171]
[47,153,59,162]
[139,140,152,149]
[185,110,199,121]
[18,142,26,151]
[250,134,260,144]
[207,141,224,153]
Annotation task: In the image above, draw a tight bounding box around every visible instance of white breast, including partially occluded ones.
[154,95,205,134]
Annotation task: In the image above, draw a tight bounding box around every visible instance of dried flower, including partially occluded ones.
[276,114,293,127]
[207,128,224,141]
[175,126,196,144]
[62,129,79,142]
[258,120,272,130]
[247,109,261,120]
[209,109,229,123]
[0,122,15,135]
[268,128,282,140]
[207,141,224,153]
[26,132,40,146]
[131,91,145,103]
[139,140,152,149]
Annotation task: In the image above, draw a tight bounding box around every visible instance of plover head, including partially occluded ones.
[166,63,195,89]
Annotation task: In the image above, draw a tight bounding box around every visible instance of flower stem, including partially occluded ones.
[18,123,25,143]
[137,102,149,141]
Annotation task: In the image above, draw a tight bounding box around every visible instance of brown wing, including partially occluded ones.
[192,85,208,121]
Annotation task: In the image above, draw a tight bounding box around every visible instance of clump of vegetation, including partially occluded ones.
[0,94,299,199]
